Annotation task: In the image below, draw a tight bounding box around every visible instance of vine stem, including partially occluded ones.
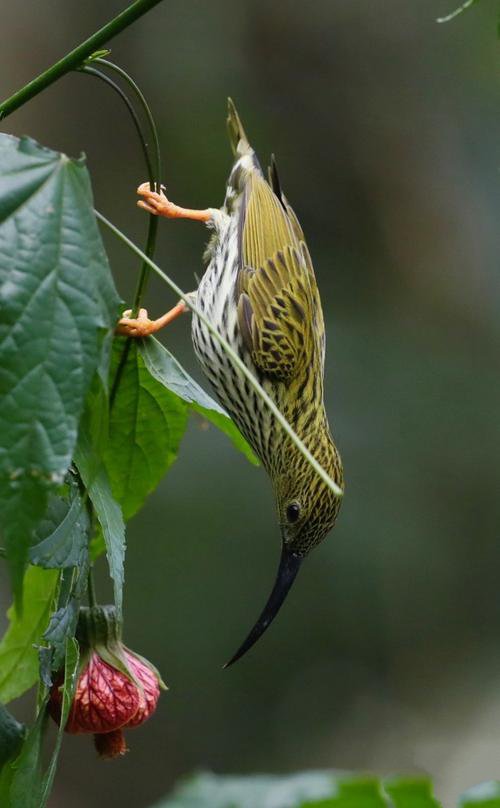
[93,58,162,194]
[95,210,344,499]
[91,57,162,313]
[76,64,158,403]
[87,568,97,608]
[0,0,164,121]
[77,59,162,405]
[79,66,156,180]
[94,59,162,314]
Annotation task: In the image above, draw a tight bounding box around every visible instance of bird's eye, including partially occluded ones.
[286,502,301,524]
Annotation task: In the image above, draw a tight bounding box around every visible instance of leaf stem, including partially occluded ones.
[95,210,344,499]
[0,0,164,121]
[87,568,97,608]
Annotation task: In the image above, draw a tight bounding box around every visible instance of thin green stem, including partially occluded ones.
[94,57,162,183]
[87,568,97,608]
[0,0,164,121]
[79,66,155,179]
[95,210,344,499]
[110,338,133,409]
[77,60,162,406]
[77,58,162,406]
[131,212,159,314]
[92,58,161,314]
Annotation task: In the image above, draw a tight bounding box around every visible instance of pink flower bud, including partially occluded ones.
[49,651,141,734]
[49,605,166,757]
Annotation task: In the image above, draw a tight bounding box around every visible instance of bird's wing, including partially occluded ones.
[236,169,325,382]
[267,157,326,366]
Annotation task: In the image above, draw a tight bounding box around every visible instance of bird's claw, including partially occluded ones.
[116,308,154,338]
[136,182,212,222]
[137,182,178,217]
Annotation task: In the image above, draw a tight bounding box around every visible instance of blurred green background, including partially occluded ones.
[2,1,500,806]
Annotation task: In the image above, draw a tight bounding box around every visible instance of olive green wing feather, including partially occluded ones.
[236,170,325,382]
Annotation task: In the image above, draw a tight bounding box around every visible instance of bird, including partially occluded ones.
[117,99,344,666]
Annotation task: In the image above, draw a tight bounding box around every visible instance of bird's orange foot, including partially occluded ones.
[116,308,156,337]
[137,182,212,222]
[116,300,188,338]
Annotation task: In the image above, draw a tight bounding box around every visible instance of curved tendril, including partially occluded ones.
[93,58,161,184]
[91,58,162,318]
[79,65,155,181]
[77,61,163,406]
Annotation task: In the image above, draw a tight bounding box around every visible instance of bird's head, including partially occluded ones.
[278,466,343,555]
[224,439,343,667]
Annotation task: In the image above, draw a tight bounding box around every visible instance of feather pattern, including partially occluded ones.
[191,100,343,558]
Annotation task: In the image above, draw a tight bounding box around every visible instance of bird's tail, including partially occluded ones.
[227,98,251,156]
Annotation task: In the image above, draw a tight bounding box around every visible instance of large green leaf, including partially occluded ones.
[0,134,120,604]
[0,566,59,703]
[139,337,258,465]
[105,338,188,520]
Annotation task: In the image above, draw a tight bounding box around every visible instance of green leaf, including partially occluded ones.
[104,339,188,519]
[39,637,79,807]
[43,599,79,671]
[75,414,126,616]
[0,704,25,766]
[0,566,59,703]
[8,700,48,808]
[384,777,442,808]
[459,782,500,807]
[153,771,340,808]
[0,134,120,605]
[39,561,87,676]
[29,489,90,569]
[139,337,258,466]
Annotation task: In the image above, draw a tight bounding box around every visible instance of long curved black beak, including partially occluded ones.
[224,545,303,668]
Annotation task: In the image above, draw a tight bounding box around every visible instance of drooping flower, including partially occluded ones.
[49,605,166,758]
